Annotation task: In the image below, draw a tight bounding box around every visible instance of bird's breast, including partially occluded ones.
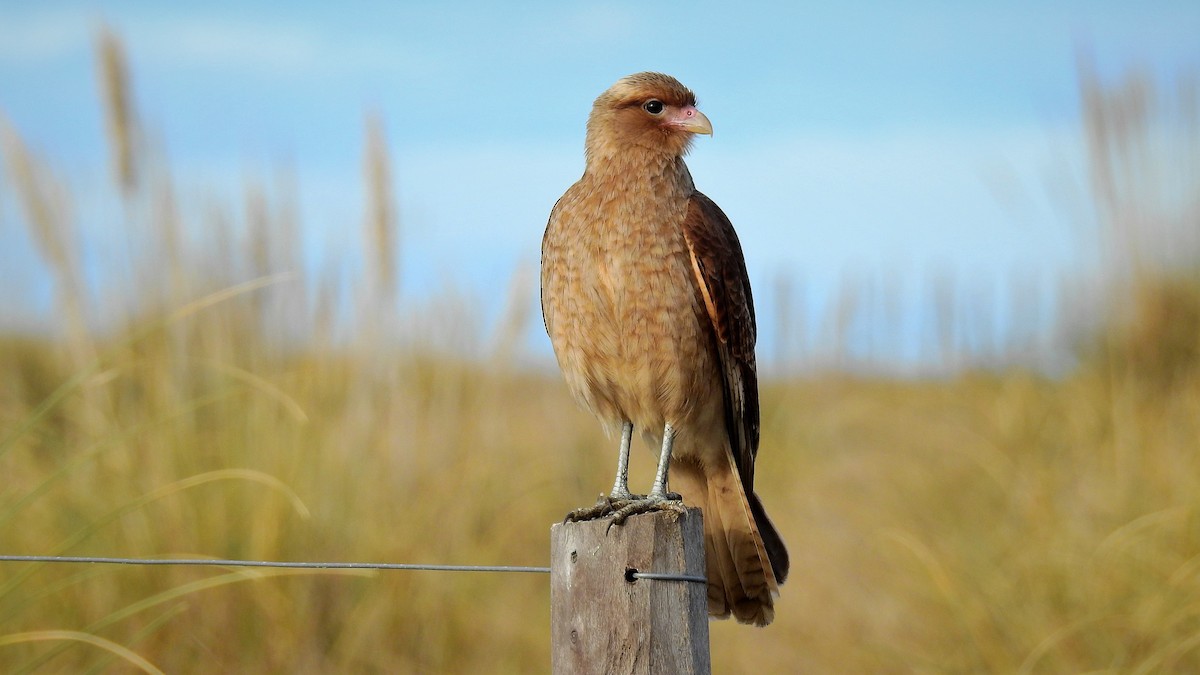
[543,187,719,435]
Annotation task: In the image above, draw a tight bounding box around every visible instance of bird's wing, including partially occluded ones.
[681,191,760,491]
[540,196,565,338]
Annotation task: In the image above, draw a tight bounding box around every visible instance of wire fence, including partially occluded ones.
[0,554,706,584]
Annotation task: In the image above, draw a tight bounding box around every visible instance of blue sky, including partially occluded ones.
[1,1,1197,368]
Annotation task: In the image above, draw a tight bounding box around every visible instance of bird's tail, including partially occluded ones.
[671,453,788,627]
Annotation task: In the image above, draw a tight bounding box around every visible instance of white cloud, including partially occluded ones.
[124,14,437,80]
[0,8,89,61]
[135,17,318,72]
[0,6,431,80]
[541,4,641,47]
[686,124,1090,276]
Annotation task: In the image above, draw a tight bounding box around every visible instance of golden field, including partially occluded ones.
[1,33,1198,673]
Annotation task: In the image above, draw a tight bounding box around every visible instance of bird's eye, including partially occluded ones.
[643,100,664,115]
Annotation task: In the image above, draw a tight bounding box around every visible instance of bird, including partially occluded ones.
[540,72,789,626]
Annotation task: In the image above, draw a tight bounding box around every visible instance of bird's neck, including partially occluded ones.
[583,151,694,199]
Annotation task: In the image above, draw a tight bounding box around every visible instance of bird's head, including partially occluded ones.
[585,72,712,166]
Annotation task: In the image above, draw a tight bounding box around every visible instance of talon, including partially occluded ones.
[566,489,684,528]
[565,495,610,522]
[608,494,687,527]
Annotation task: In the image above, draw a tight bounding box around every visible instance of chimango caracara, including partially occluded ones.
[540,72,789,626]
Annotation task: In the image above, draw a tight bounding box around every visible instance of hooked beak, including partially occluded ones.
[666,105,713,136]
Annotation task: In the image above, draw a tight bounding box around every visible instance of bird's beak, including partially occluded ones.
[667,105,713,136]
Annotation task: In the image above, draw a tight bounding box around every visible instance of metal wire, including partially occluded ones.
[0,555,708,584]
[0,555,550,574]
[628,570,707,584]
[0,556,708,583]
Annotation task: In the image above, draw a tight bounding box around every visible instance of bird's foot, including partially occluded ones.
[606,492,686,531]
[564,492,646,523]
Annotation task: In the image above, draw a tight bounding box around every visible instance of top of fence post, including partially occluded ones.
[550,507,710,675]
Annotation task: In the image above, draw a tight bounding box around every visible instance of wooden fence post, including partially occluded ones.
[550,507,710,674]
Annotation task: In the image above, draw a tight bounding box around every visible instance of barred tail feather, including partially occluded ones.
[671,453,782,627]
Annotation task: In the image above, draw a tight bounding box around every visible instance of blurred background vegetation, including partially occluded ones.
[1,28,1199,673]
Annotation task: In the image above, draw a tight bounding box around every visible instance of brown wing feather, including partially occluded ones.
[681,191,760,490]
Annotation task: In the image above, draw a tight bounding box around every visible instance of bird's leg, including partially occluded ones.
[648,422,676,498]
[609,421,636,500]
[608,422,686,527]
[565,421,641,522]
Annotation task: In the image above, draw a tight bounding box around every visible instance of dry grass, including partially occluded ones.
[1,32,1198,673]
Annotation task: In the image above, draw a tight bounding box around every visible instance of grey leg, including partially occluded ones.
[565,420,637,522]
[565,421,684,526]
[609,421,635,500]
[607,422,685,526]
[647,422,676,497]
